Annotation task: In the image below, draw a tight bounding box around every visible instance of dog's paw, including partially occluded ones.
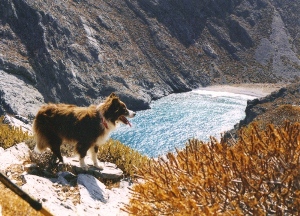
[93,163,104,170]
[79,159,89,170]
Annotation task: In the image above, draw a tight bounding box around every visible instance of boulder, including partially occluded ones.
[21,174,76,216]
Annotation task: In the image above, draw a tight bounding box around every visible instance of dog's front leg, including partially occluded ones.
[91,145,103,170]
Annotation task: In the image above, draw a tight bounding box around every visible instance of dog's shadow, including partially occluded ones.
[77,173,108,203]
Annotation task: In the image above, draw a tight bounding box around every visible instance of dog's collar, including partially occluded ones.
[102,118,108,129]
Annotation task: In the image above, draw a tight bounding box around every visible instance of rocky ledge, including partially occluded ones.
[0,143,132,216]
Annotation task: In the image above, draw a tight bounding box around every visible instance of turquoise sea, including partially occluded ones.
[111,89,256,158]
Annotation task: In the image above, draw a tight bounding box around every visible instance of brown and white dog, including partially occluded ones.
[33,93,135,169]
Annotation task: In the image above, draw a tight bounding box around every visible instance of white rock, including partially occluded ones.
[99,179,132,216]
[1,144,131,216]
[98,166,123,179]
[0,142,30,171]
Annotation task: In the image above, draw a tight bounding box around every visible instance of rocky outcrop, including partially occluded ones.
[0,143,131,215]
[0,70,44,119]
[0,0,299,121]
[224,82,300,140]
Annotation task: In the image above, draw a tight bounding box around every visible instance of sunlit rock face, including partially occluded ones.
[0,0,299,119]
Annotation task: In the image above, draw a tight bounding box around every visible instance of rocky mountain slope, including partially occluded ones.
[0,0,300,119]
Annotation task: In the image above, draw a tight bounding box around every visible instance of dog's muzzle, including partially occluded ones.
[119,109,136,127]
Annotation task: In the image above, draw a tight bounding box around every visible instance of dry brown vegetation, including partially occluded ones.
[125,122,300,215]
[0,116,31,149]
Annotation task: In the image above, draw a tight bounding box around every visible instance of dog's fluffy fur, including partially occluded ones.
[33,93,135,169]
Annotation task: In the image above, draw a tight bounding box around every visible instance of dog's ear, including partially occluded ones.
[111,97,121,113]
[112,97,119,104]
[109,93,117,98]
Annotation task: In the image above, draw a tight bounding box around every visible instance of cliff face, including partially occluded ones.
[0,0,300,118]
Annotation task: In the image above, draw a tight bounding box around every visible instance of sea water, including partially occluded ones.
[111,89,256,158]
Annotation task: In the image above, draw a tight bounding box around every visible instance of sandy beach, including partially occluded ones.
[197,83,286,98]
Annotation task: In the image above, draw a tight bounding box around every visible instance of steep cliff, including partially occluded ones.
[0,0,299,119]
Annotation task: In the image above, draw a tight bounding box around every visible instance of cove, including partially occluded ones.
[111,89,256,158]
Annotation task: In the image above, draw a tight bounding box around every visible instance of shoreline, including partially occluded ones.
[196,83,286,98]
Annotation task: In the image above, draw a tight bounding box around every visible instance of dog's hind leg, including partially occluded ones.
[51,145,63,164]
[48,135,63,164]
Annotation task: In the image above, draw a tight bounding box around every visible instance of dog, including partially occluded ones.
[33,93,136,169]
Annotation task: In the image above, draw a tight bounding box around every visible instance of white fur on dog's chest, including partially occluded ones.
[95,131,110,145]
[95,121,116,145]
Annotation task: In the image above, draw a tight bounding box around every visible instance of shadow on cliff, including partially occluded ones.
[135,0,239,47]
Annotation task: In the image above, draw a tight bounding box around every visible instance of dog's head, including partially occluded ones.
[101,93,136,126]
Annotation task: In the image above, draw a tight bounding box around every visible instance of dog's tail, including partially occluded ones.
[32,116,50,153]
[33,133,49,153]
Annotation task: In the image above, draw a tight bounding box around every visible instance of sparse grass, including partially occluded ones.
[125,122,300,215]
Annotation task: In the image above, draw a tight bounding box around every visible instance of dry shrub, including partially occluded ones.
[97,139,149,177]
[125,122,300,215]
[0,116,31,149]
